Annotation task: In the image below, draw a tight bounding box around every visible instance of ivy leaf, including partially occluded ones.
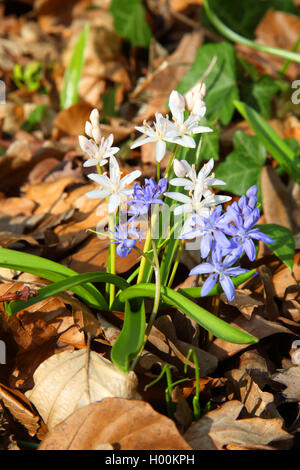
[215,131,266,195]
[241,75,281,119]
[258,224,295,272]
[198,127,220,161]
[177,42,239,125]
[110,0,152,48]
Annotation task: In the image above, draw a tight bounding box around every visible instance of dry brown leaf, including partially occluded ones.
[38,398,192,450]
[0,383,45,437]
[220,289,264,320]
[53,102,94,137]
[260,166,293,231]
[135,31,203,121]
[272,252,300,298]
[208,314,293,362]
[225,369,279,419]
[272,366,300,402]
[154,315,218,376]
[168,0,203,11]
[62,233,143,274]
[184,400,293,450]
[0,196,36,217]
[25,348,140,429]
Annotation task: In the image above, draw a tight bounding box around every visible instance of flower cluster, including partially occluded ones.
[130,87,212,162]
[79,88,273,301]
[180,183,274,301]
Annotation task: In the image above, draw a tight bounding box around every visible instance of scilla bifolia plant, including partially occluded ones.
[2,85,273,373]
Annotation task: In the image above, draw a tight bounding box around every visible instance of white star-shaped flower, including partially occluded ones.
[79,108,119,167]
[130,112,184,162]
[170,158,226,192]
[86,156,141,213]
[165,188,231,217]
[168,90,213,139]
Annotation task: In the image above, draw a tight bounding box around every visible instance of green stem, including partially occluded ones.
[108,213,116,308]
[203,0,300,64]
[156,161,160,181]
[96,163,116,307]
[167,238,184,288]
[136,225,151,284]
[130,235,161,371]
[164,144,179,179]
[279,34,300,77]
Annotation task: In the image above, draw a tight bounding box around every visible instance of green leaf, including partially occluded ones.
[198,128,220,161]
[119,285,258,344]
[241,75,281,119]
[0,248,107,310]
[110,0,152,47]
[22,105,47,132]
[215,131,266,195]
[60,23,90,109]
[177,42,239,125]
[234,100,300,184]
[5,272,130,316]
[111,300,145,372]
[258,224,295,272]
[202,0,297,39]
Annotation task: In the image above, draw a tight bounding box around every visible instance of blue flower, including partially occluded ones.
[180,206,231,258]
[109,221,141,257]
[220,187,274,262]
[128,178,168,216]
[189,246,249,301]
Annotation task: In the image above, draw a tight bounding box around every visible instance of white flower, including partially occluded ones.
[79,108,119,167]
[85,156,141,213]
[79,134,119,168]
[169,90,212,138]
[130,112,182,162]
[170,158,226,191]
[165,188,231,217]
[185,82,206,118]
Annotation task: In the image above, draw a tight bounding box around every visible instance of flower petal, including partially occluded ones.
[189,263,215,276]
[155,140,166,162]
[108,193,121,214]
[220,274,235,301]
[201,274,218,297]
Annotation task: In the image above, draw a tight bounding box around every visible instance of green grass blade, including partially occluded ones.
[234,100,300,184]
[119,284,258,344]
[5,272,131,316]
[60,23,90,109]
[0,248,107,310]
[111,300,146,373]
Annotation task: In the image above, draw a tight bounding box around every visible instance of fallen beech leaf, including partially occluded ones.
[272,366,300,401]
[136,31,202,121]
[0,196,36,217]
[272,252,300,298]
[169,0,203,11]
[25,349,140,429]
[260,166,293,231]
[154,315,218,376]
[184,400,293,450]
[0,383,45,437]
[208,314,293,362]
[225,369,279,418]
[220,289,264,320]
[38,398,192,450]
[62,233,143,274]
